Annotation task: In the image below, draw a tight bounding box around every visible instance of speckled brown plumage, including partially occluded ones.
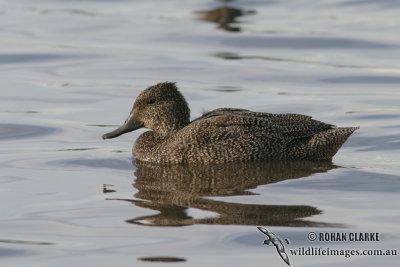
[103,82,359,164]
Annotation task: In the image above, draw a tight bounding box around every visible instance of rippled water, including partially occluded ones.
[1,0,399,266]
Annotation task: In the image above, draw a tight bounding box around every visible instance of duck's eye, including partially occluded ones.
[147,98,156,105]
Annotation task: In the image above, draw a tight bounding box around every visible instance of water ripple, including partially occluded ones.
[321,75,400,84]
[219,36,395,50]
[0,124,56,140]
[0,53,96,64]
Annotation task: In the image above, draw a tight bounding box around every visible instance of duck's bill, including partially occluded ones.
[102,113,143,139]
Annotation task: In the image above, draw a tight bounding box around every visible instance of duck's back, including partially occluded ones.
[145,108,358,164]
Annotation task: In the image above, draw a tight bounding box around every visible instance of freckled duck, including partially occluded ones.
[102,82,358,164]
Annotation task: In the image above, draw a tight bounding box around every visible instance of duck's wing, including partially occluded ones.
[198,110,334,140]
[196,108,333,130]
[197,108,253,119]
[198,108,312,121]
[166,110,351,163]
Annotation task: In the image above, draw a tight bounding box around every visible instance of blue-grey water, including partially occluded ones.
[1,0,399,266]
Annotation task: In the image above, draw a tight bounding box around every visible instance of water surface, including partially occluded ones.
[0,0,399,266]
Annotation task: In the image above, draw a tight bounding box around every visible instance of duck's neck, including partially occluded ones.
[152,118,190,139]
[148,100,191,138]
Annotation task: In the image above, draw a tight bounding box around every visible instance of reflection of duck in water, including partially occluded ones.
[110,160,341,227]
[103,82,358,164]
[196,6,255,32]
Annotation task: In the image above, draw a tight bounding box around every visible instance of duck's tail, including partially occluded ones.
[304,126,359,160]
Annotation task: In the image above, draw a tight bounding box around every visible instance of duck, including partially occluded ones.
[102,82,358,164]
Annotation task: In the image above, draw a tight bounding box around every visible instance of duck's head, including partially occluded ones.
[102,82,190,140]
